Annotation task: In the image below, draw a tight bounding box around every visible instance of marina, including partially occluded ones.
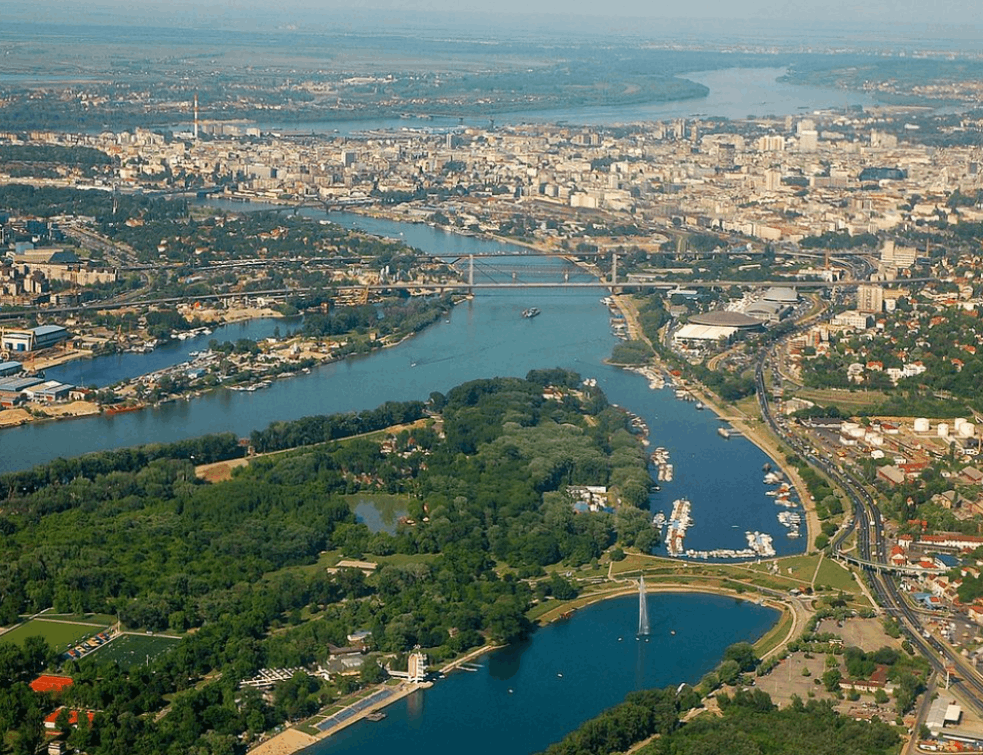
[650,447,673,483]
[1,206,807,567]
[665,498,693,557]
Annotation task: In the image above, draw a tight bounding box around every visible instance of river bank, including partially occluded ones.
[607,292,819,551]
[253,577,788,755]
[0,296,464,434]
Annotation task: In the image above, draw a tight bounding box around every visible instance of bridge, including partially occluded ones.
[432,252,939,294]
[836,552,947,577]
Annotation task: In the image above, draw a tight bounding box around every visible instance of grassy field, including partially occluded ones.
[88,634,181,668]
[1,619,110,650]
[754,607,795,658]
[814,558,863,595]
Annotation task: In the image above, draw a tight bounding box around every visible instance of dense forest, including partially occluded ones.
[534,685,899,755]
[0,370,655,754]
[639,690,899,755]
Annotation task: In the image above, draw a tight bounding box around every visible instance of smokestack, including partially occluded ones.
[194,93,199,140]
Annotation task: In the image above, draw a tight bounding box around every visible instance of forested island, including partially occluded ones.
[0,370,657,754]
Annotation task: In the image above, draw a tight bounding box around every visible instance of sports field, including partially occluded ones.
[1,619,109,650]
[88,634,181,668]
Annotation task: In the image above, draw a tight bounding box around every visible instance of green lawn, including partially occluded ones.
[1,619,110,651]
[793,388,887,411]
[814,558,862,594]
[88,634,181,668]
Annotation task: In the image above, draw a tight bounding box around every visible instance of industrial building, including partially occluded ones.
[0,360,22,377]
[1,324,69,353]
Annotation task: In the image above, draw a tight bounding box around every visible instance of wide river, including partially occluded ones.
[2,204,806,559]
[254,66,877,136]
[2,205,796,753]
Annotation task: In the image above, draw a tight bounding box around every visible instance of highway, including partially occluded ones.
[753,335,983,718]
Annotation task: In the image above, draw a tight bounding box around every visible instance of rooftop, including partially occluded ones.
[688,311,765,328]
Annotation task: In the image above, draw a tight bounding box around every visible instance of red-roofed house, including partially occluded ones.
[919,533,983,551]
[44,708,94,731]
[30,676,74,695]
[890,546,908,566]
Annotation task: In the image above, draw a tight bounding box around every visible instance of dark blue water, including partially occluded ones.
[309,593,776,755]
[42,318,290,388]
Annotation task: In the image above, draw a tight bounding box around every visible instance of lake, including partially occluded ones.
[306,592,777,755]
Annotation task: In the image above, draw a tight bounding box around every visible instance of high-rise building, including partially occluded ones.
[757,135,785,152]
[798,130,819,152]
[857,284,884,314]
[797,118,816,135]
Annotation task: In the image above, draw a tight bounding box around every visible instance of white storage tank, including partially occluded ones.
[842,421,860,434]
[954,418,966,433]
[848,426,866,439]
[937,423,950,438]
[959,422,976,438]
[914,417,930,433]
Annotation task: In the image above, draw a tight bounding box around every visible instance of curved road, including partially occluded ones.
[754,338,983,716]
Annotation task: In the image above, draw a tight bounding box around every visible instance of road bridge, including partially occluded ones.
[836,552,946,576]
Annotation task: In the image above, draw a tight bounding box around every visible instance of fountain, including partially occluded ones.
[637,576,650,636]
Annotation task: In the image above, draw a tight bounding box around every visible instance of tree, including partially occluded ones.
[359,661,385,686]
[54,707,72,737]
[718,660,741,686]
[723,642,759,672]
[823,668,842,692]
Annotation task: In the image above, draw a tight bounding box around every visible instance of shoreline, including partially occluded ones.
[257,579,797,755]
[0,298,463,435]
[606,293,819,550]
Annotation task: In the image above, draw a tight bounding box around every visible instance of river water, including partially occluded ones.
[307,593,776,755]
[42,317,289,388]
[0,202,796,754]
[253,67,877,136]
[1,203,805,561]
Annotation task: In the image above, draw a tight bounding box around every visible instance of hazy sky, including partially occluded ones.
[6,0,982,35]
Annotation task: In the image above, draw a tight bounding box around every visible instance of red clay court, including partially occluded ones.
[29,675,74,694]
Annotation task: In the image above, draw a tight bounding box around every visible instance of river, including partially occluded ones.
[42,317,290,388]
[252,67,877,136]
[1,203,797,754]
[307,593,776,755]
[1,203,805,560]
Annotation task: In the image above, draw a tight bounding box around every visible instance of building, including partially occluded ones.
[926,696,962,737]
[0,360,22,377]
[876,465,905,486]
[672,323,739,347]
[23,380,73,403]
[831,311,873,330]
[746,298,790,323]
[407,651,427,682]
[0,375,45,406]
[857,285,884,314]
[1,325,69,353]
[43,708,94,731]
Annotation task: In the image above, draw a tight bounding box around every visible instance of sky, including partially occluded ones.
[5,0,983,30]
